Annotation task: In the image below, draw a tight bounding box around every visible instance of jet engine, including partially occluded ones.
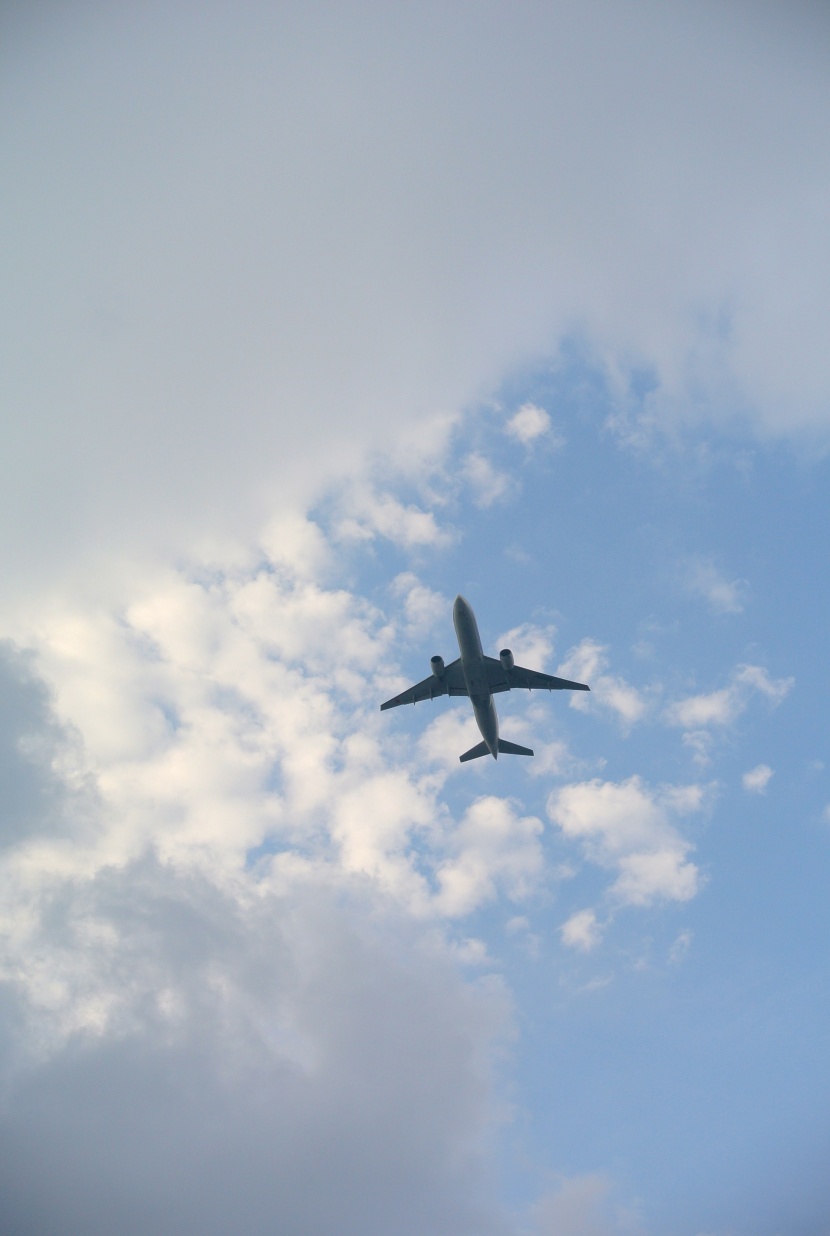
[430,655,445,678]
[499,648,515,671]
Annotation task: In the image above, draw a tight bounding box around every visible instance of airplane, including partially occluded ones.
[380,594,590,762]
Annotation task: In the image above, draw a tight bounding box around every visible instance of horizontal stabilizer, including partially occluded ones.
[459,741,491,763]
[459,738,535,762]
[497,738,534,757]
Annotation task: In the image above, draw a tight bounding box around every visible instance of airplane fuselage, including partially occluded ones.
[453,595,499,757]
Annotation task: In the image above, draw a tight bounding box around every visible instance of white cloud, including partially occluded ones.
[417,708,484,772]
[670,688,736,730]
[461,453,513,508]
[332,484,450,549]
[525,737,576,779]
[666,664,793,731]
[556,640,648,729]
[2,520,551,926]
[452,936,493,966]
[547,776,706,906]
[561,908,602,952]
[683,556,750,614]
[742,764,774,794]
[258,513,335,582]
[496,623,556,671]
[390,572,447,636]
[434,797,545,918]
[506,403,554,445]
[4,555,388,892]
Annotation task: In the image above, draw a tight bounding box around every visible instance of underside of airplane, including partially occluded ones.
[380,595,590,762]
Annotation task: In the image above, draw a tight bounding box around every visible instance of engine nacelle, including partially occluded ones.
[430,655,445,678]
[499,648,515,671]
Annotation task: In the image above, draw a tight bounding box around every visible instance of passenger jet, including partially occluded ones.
[380,595,590,762]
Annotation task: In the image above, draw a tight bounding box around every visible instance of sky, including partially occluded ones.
[1,2,830,1233]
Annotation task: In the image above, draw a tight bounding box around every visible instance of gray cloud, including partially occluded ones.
[0,854,512,1235]
[0,610,517,1234]
[2,2,830,595]
[0,641,94,847]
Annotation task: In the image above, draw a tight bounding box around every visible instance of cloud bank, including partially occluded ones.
[0,856,511,1236]
[0,545,524,1235]
[3,1,830,596]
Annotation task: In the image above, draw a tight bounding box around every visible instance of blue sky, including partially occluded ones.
[317,354,830,1230]
[2,4,830,1234]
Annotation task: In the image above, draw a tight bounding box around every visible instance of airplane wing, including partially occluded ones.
[380,658,468,710]
[483,655,590,694]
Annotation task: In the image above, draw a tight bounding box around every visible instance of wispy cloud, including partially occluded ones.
[557,640,648,728]
[669,929,693,964]
[665,664,793,731]
[461,452,513,507]
[560,908,603,952]
[683,556,750,614]
[532,1172,641,1236]
[506,914,541,959]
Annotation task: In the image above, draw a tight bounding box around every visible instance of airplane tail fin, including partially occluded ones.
[497,738,534,757]
[459,740,491,763]
[459,738,535,763]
